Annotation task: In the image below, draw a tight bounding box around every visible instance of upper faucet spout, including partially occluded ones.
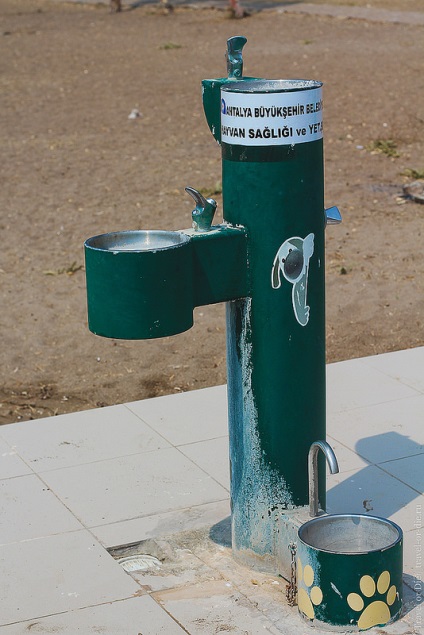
[308,440,339,518]
[185,186,217,232]
[226,36,247,79]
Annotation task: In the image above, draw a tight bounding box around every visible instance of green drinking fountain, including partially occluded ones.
[85,37,403,631]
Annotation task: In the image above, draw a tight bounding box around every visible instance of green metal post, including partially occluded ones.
[202,45,335,569]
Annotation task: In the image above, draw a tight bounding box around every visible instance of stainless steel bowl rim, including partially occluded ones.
[85,230,190,253]
[298,513,403,555]
[222,79,323,93]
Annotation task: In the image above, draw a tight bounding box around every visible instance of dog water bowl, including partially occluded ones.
[297,514,403,631]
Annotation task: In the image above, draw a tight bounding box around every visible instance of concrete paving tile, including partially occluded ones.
[399,582,423,635]
[92,499,230,548]
[126,385,228,446]
[0,595,187,634]
[0,405,170,472]
[192,541,291,623]
[178,436,230,490]
[152,579,292,634]
[41,448,229,527]
[0,474,83,546]
[326,359,419,414]
[0,530,140,626]
[380,454,424,494]
[326,436,371,473]
[326,465,421,531]
[362,347,424,394]
[327,395,424,464]
[127,542,220,593]
[385,601,424,635]
[402,526,424,578]
[0,438,32,479]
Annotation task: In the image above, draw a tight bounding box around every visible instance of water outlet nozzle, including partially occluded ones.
[226,36,247,79]
[185,186,217,232]
[308,440,339,518]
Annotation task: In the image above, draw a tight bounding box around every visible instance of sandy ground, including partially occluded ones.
[1,0,423,424]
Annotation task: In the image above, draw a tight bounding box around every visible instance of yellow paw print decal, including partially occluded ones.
[297,558,323,620]
[347,571,398,630]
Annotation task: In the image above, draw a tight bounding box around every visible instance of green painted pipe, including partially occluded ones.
[204,75,328,569]
[201,38,335,568]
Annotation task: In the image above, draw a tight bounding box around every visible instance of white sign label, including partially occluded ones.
[221,87,323,146]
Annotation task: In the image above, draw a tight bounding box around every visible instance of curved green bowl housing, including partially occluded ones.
[297,514,403,631]
[85,230,194,339]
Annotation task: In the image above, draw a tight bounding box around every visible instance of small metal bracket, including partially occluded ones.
[286,542,298,606]
[226,36,247,79]
[325,206,342,227]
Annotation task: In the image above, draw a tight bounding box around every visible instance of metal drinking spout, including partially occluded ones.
[308,441,339,518]
[185,186,217,232]
[226,36,247,79]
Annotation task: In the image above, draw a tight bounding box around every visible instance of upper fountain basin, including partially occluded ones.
[85,230,190,253]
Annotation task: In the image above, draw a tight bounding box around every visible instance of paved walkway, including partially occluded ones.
[277,3,424,25]
[0,347,422,632]
[55,0,424,25]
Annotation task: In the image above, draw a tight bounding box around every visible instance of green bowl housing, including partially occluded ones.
[85,230,193,339]
[296,514,403,631]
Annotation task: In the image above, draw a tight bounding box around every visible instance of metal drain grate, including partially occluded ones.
[117,554,162,573]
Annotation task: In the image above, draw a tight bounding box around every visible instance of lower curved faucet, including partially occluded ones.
[308,440,339,518]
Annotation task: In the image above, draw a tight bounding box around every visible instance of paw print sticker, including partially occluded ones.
[297,558,323,620]
[347,571,398,630]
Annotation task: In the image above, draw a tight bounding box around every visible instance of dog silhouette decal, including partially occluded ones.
[271,233,314,326]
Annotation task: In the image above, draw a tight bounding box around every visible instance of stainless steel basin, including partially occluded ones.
[298,513,402,554]
[85,230,190,253]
